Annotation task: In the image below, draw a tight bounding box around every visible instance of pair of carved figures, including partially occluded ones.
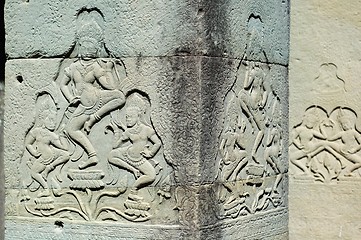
[290,106,361,181]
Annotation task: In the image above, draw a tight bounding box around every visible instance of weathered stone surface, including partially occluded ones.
[0,80,4,240]
[290,181,361,239]
[1,2,5,237]
[289,0,361,239]
[5,0,289,65]
[5,1,289,239]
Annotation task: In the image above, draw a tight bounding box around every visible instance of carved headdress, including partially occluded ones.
[70,9,108,58]
[337,108,357,127]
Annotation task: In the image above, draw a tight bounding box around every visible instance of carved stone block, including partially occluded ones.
[289,0,361,239]
[5,1,289,239]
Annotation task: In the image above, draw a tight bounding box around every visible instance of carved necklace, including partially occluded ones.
[77,59,95,76]
[128,124,141,135]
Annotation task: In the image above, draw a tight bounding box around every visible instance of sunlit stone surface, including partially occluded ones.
[4,1,289,239]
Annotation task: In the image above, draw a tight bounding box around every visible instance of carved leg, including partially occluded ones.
[230,153,248,181]
[267,155,280,174]
[70,128,99,169]
[43,151,71,178]
[251,130,264,161]
[84,91,125,133]
[31,161,47,189]
[133,161,156,190]
[342,154,361,176]
[239,94,259,132]
[66,115,99,169]
[290,150,311,175]
[108,150,140,178]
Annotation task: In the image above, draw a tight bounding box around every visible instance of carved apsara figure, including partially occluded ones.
[326,109,361,176]
[219,116,248,185]
[60,20,125,169]
[290,108,327,175]
[238,62,269,160]
[108,106,161,200]
[24,97,70,197]
[264,101,282,174]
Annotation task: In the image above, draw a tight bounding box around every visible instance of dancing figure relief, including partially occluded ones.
[22,95,70,199]
[264,105,282,174]
[108,105,161,205]
[60,23,125,169]
[18,9,174,223]
[290,106,361,182]
[238,62,271,162]
[219,116,248,185]
[216,58,284,219]
[290,108,327,175]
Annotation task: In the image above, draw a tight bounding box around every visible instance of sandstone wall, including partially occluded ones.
[1,1,6,239]
[4,1,289,239]
[289,0,361,239]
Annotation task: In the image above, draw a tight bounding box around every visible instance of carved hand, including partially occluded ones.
[70,96,81,105]
[33,151,42,158]
[141,148,153,158]
[347,147,359,154]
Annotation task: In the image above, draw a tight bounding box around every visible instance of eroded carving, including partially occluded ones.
[312,63,345,94]
[60,16,126,169]
[290,106,361,182]
[18,8,175,223]
[21,94,69,199]
[216,59,284,219]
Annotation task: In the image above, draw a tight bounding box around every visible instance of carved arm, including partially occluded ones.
[25,130,41,158]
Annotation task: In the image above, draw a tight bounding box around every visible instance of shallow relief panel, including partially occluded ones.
[5,9,182,229]
[214,59,287,220]
[4,2,290,239]
[289,62,361,184]
[177,13,290,239]
[290,106,361,183]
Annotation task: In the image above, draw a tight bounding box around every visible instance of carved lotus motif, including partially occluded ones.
[68,169,105,190]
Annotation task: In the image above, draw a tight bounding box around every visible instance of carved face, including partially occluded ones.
[340,118,353,131]
[303,114,317,129]
[44,110,56,131]
[126,107,140,127]
[78,38,99,58]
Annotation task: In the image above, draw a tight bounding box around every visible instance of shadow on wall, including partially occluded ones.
[1,0,5,239]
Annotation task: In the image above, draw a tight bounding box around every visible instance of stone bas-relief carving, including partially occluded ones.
[4,1,290,238]
[15,9,175,223]
[290,106,361,183]
[216,60,285,219]
[312,63,345,94]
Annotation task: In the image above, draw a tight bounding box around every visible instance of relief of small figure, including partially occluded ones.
[326,108,361,177]
[290,108,327,176]
[108,106,161,201]
[24,98,70,198]
[238,62,269,160]
[219,115,248,185]
[60,21,125,169]
[239,62,268,132]
[264,102,282,174]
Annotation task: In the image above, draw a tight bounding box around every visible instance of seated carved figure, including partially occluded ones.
[24,105,70,197]
[108,106,161,200]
